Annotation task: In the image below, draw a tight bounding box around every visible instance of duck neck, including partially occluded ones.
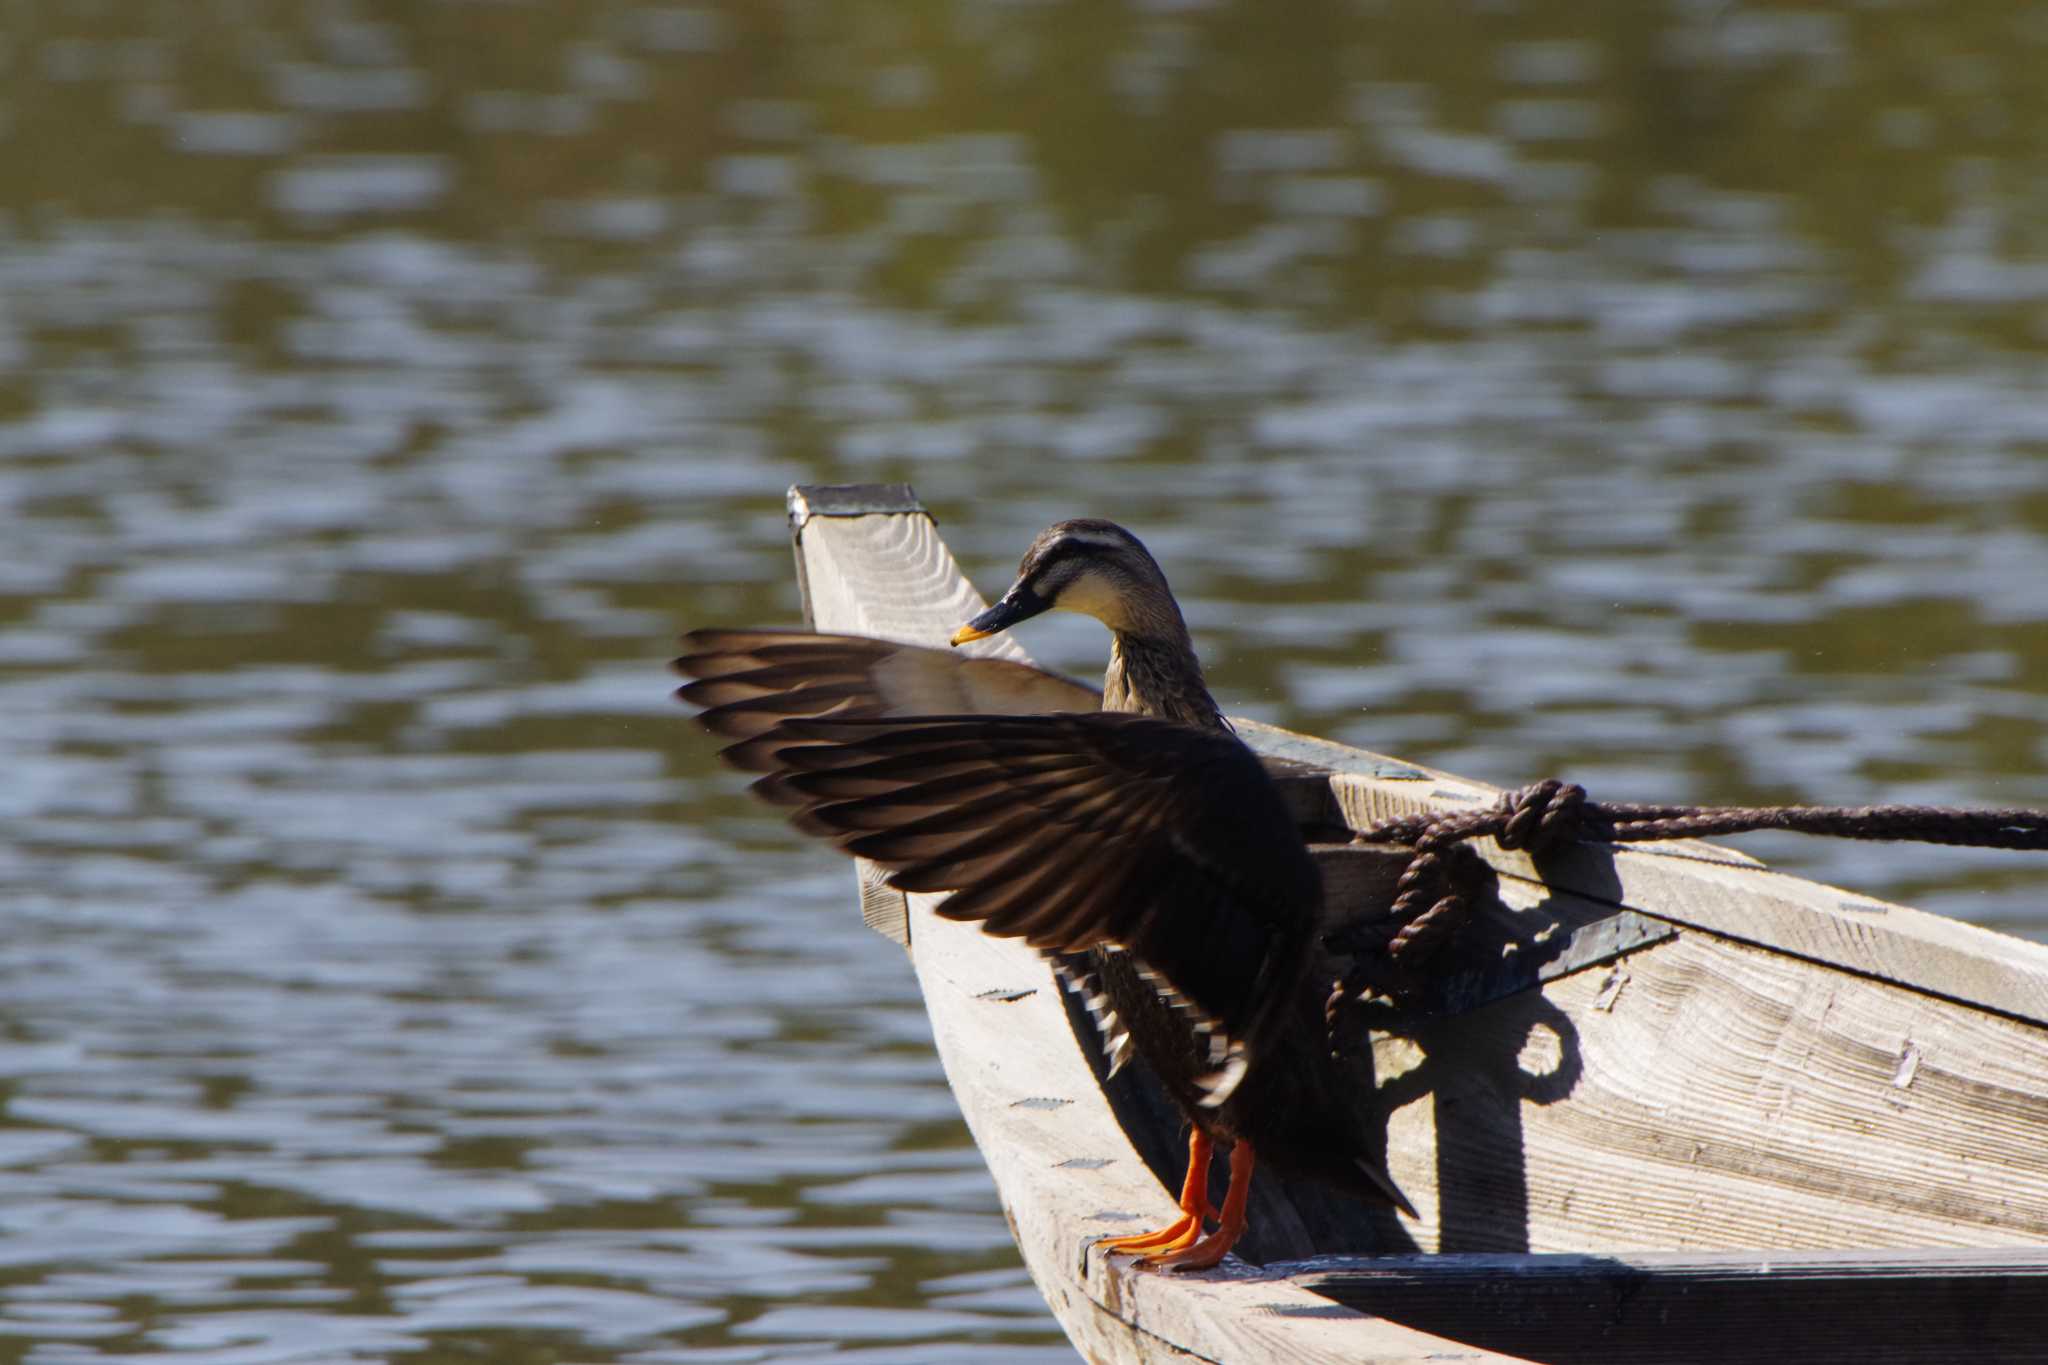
[1104,629,1228,732]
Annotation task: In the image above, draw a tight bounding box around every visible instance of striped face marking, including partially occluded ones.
[1019,523,1154,612]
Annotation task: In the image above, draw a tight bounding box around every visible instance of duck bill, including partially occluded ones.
[950,586,1048,646]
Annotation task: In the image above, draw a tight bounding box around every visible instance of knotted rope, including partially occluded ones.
[1323,779,2048,1049]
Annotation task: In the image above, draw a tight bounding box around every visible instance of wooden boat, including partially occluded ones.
[767,482,2048,1364]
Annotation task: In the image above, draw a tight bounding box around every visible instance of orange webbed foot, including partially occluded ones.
[1095,1208,1203,1256]
[1136,1223,1236,1271]
[1139,1140,1254,1273]
[1095,1130,1212,1260]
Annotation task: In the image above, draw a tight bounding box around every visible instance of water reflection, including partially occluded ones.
[1,0,2045,1358]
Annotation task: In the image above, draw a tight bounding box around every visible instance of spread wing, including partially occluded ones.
[675,630,1318,1067]
[676,628,1100,738]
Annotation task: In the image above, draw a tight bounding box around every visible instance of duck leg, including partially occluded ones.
[1095,1129,1212,1255]
[1142,1140,1254,1271]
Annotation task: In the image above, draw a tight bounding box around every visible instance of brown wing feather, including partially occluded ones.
[679,628,1100,727]
[675,629,1318,1053]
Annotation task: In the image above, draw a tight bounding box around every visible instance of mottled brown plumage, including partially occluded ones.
[676,518,1412,1270]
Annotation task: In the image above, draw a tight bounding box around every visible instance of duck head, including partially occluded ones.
[951,519,1185,646]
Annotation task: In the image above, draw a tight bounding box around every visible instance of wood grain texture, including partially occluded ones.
[856,857,909,949]
[1370,916,2048,1255]
[1235,718,2048,1030]
[794,500,1024,658]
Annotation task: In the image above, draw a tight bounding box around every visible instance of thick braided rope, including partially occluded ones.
[1323,780,2048,1051]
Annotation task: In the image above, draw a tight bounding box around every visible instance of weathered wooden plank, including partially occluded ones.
[1371,922,2048,1255]
[1233,717,2048,1030]
[789,488,1014,656]
[1293,1248,2048,1365]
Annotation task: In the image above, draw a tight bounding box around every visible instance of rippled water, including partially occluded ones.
[2,2,2045,1359]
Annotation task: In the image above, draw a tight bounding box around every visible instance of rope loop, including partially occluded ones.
[1325,778,2048,1055]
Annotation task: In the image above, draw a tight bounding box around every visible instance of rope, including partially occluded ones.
[1322,780,2048,1050]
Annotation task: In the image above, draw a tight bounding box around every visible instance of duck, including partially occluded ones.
[676,518,1415,1271]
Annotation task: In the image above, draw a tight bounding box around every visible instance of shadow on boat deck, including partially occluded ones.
[1062,879,1597,1266]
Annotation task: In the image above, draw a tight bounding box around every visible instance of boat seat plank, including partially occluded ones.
[1294,1248,2048,1365]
